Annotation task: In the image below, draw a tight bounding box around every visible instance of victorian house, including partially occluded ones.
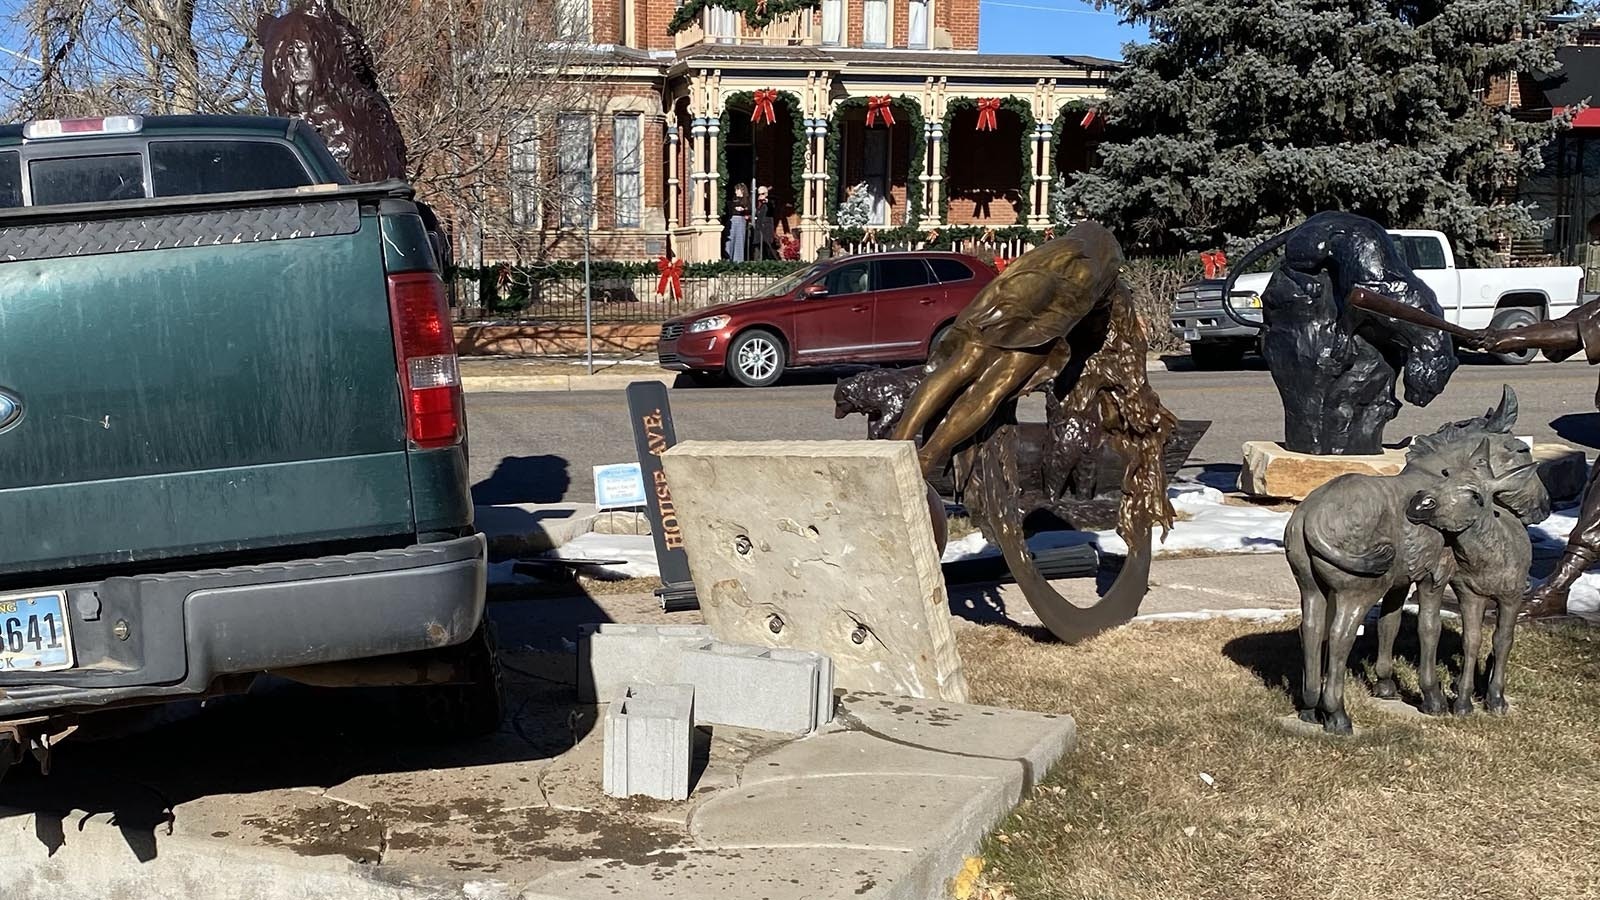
[465,0,1117,265]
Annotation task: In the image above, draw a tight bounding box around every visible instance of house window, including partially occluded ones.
[908,0,929,48]
[613,114,643,228]
[862,0,887,46]
[556,0,590,41]
[510,125,539,227]
[556,113,592,228]
[821,0,843,45]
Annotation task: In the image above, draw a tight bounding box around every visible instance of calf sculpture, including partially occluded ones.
[1289,387,1548,732]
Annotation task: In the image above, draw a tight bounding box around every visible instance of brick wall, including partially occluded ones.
[945,108,1024,224]
[640,0,677,50]
[847,0,864,46]
[592,0,621,44]
[945,0,977,50]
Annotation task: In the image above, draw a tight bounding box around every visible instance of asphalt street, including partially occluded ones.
[466,356,1600,505]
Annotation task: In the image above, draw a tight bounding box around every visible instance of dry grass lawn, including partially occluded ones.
[956,617,1600,900]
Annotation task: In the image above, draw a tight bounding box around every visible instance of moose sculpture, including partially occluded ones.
[1289,387,1548,733]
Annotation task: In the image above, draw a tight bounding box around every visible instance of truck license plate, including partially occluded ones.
[0,592,73,672]
[1183,328,1200,341]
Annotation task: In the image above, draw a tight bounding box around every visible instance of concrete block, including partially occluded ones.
[577,623,713,702]
[602,683,695,801]
[1240,440,1406,500]
[661,440,968,703]
[677,641,834,734]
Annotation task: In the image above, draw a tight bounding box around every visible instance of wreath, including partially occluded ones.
[939,95,1035,225]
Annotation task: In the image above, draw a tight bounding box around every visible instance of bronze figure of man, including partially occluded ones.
[1479,301,1600,617]
[890,222,1124,475]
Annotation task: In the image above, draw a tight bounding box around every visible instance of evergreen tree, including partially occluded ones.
[1072,0,1583,263]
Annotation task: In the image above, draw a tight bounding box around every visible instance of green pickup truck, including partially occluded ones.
[0,114,495,778]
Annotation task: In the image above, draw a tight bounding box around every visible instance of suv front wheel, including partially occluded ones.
[727,329,786,387]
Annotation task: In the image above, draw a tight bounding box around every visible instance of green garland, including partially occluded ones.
[938,96,1035,225]
[828,223,1051,252]
[668,0,820,34]
[826,95,926,228]
[717,90,806,209]
[1051,100,1091,226]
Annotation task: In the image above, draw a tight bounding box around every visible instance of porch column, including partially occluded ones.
[923,115,943,228]
[689,116,710,225]
[801,115,828,259]
[666,123,680,232]
[1031,118,1053,228]
[706,111,722,230]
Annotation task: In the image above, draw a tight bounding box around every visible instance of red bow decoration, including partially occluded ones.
[864,228,879,243]
[1201,250,1229,279]
[751,89,778,126]
[926,228,940,243]
[993,256,1011,273]
[1043,226,1055,241]
[980,228,996,243]
[655,255,684,300]
[495,262,511,294]
[866,96,895,128]
[976,98,1000,132]
[756,0,767,13]
[1081,108,1098,129]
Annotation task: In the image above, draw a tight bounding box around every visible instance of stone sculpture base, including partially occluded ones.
[660,439,969,703]
[1241,441,1407,500]
[1241,440,1589,502]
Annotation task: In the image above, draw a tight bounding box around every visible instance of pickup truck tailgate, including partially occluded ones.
[0,195,413,575]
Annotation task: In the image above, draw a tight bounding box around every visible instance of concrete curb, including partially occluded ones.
[463,358,1174,393]
[463,372,678,394]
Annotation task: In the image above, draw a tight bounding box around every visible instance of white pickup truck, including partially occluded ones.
[1169,229,1588,367]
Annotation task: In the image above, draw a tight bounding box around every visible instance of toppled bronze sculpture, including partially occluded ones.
[1222,212,1459,455]
[840,222,1176,643]
[258,0,409,182]
[1288,387,1548,733]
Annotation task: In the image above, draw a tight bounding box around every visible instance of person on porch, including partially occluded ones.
[753,185,776,260]
[726,183,749,261]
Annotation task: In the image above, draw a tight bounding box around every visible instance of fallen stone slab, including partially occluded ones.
[662,440,969,703]
[0,688,1076,900]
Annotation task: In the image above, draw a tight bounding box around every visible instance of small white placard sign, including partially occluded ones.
[594,463,648,510]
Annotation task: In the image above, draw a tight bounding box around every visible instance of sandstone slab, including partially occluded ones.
[661,440,968,702]
[1240,441,1407,500]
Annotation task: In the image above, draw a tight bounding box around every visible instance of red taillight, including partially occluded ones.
[388,272,463,448]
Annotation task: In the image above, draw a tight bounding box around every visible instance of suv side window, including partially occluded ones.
[150,141,314,197]
[823,262,871,297]
[930,258,974,283]
[876,258,933,290]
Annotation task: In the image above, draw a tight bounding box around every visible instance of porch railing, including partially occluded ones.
[452,271,791,324]
[675,8,816,48]
[832,236,1038,260]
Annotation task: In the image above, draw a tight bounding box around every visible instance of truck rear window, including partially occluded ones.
[30,154,146,205]
[150,140,312,197]
[0,151,20,208]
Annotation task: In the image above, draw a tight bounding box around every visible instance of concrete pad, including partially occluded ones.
[1,684,1075,900]
[662,440,968,703]
[476,502,599,556]
[1240,441,1406,500]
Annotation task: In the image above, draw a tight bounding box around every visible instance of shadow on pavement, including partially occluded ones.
[0,596,611,864]
[473,454,571,504]
[1552,413,1600,451]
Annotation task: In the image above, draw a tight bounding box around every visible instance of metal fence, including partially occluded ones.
[450,271,792,324]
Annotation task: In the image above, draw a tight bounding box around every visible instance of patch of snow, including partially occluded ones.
[487,559,538,586]
[545,532,661,579]
[1132,608,1297,624]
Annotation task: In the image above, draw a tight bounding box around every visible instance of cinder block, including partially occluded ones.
[677,640,834,734]
[577,623,713,702]
[602,683,695,801]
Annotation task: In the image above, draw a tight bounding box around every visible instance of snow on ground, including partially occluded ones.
[1527,503,1600,614]
[491,484,1292,585]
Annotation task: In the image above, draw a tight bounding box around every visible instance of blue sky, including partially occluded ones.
[977,0,1145,60]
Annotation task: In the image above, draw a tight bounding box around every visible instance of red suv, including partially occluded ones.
[657,252,995,387]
